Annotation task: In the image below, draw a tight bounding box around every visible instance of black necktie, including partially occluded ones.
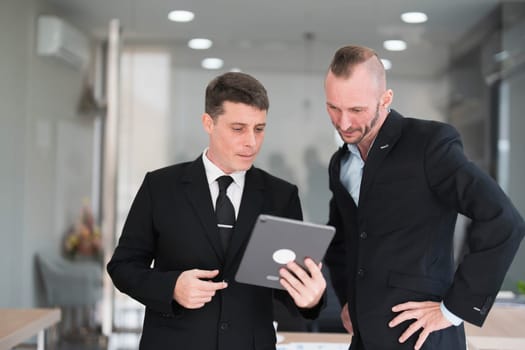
[216,176,235,251]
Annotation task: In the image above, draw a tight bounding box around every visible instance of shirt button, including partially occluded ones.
[357,268,365,278]
[360,232,368,239]
[220,322,229,331]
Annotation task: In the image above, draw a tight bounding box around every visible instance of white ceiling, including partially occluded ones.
[48,0,504,77]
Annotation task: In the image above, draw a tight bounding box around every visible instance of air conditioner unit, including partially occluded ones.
[37,15,90,70]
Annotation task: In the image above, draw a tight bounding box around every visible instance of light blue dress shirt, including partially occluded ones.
[339,144,364,205]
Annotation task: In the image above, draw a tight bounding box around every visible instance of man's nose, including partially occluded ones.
[339,112,353,130]
[244,130,256,147]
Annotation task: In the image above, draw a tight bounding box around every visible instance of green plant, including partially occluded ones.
[518,280,525,295]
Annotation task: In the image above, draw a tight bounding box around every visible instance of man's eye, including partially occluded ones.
[255,127,265,133]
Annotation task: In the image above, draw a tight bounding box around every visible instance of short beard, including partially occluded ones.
[344,102,381,145]
[369,102,381,131]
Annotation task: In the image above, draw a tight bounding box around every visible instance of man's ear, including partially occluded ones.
[381,89,394,109]
[202,113,214,133]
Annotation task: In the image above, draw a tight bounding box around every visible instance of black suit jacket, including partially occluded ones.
[107,157,319,350]
[325,110,525,350]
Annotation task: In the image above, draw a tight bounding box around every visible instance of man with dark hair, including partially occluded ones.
[108,72,326,350]
[323,45,524,350]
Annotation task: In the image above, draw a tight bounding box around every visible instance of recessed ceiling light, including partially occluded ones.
[188,38,212,50]
[201,58,224,70]
[381,58,392,70]
[383,40,407,51]
[168,10,194,23]
[401,12,428,24]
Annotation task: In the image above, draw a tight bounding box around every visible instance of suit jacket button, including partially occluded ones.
[360,232,368,239]
[357,268,365,278]
[220,321,229,331]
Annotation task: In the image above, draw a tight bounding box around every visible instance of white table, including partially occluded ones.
[0,309,61,350]
[465,305,525,350]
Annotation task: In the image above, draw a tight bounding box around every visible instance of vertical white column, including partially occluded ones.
[497,81,509,192]
[101,18,121,336]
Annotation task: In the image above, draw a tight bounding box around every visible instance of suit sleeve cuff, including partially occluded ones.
[440,301,463,326]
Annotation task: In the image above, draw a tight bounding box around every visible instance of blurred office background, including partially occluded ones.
[1,0,524,349]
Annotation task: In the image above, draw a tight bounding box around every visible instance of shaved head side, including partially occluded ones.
[328,45,386,92]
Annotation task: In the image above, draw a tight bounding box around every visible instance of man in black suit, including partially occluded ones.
[323,45,525,350]
[107,72,326,350]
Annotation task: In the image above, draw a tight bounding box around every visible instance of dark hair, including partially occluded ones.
[205,72,269,118]
[329,45,383,78]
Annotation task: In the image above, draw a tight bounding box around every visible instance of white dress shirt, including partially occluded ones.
[202,149,245,218]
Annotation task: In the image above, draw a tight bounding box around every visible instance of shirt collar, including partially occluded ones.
[345,143,361,158]
[202,148,246,187]
[345,137,377,160]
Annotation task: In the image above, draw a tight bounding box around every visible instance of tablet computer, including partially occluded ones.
[235,214,335,289]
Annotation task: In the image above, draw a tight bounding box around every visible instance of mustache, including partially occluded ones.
[338,126,357,133]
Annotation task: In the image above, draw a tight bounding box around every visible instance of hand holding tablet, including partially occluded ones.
[235,214,335,290]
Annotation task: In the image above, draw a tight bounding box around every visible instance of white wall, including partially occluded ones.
[0,0,31,308]
[0,0,95,308]
[117,48,172,233]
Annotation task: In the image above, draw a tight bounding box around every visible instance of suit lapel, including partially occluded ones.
[182,157,225,261]
[224,167,264,272]
[359,110,403,204]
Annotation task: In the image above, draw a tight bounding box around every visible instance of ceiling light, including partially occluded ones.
[168,10,194,23]
[201,58,224,70]
[383,40,407,51]
[188,38,212,50]
[401,12,428,24]
[381,59,392,70]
